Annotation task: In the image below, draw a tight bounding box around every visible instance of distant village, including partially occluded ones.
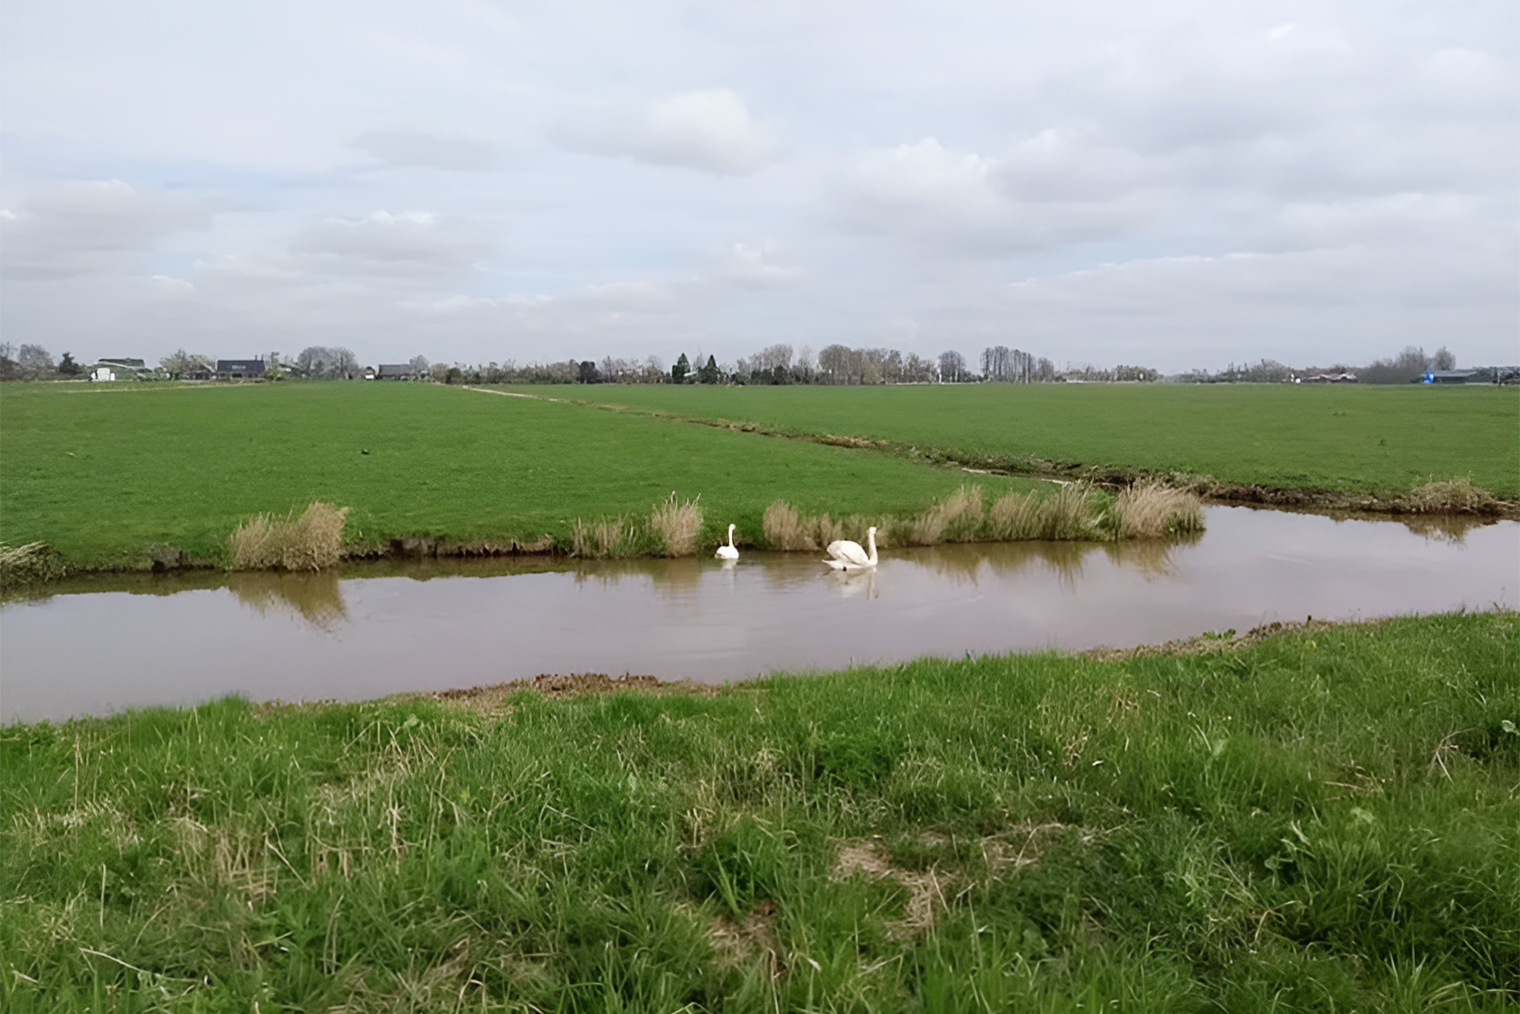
[1,342,1516,387]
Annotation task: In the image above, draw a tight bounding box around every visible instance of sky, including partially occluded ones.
[2,0,1516,374]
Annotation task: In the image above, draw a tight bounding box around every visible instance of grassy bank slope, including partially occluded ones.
[0,383,1040,568]
[538,383,1520,498]
[4,612,1515,1011]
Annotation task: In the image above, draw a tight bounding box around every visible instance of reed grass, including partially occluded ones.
[227,501,350,571]
[573,494,706,558]
[761,500,846,551]
[907,485,983,545]
[1110,481,1206,538]
[2,612,1515,1011]
[987,483,1107,541]
[650,493,704,556]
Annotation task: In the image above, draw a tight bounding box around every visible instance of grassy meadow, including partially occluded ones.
[533,383,1520,499]
[3,611,1516,1012]
[0,382,1045,571]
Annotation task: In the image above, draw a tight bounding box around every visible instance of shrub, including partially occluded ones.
[1111,482,1205,539]
[229,501,350,571]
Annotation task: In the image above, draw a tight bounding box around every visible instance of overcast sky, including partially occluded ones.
[2,0,1516,373]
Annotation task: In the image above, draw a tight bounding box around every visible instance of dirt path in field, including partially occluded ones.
[455,386,1519,519]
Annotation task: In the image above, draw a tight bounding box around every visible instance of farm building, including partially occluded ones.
[216,359,267,380]
[376,364,422,380]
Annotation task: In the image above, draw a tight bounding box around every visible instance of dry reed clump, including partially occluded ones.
[988,483,1105,541]
[229,501,350,571]
[1404,476,1500,515]
[0,541,68,588]
[1111,481,1206,539]
[570,517,638,558]
[761,500,848,551]
[649,493,704,556]
[907,485,984,545]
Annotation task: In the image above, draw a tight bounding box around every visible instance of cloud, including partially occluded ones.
[0,180,212,280]
[348,130,497,171]
[291,210,493,277]
[710,242,801,288]
[552,89,781,175]
[834,138,1151,253]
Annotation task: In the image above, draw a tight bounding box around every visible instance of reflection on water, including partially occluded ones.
[227,571,348,630]
[1397,513,1494,544]
[2,506,1515,722]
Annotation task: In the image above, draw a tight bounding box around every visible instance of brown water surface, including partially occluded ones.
[2,507,1514,722]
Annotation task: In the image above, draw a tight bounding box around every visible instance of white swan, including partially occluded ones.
[715,523,740,560]
[823,526,878,571]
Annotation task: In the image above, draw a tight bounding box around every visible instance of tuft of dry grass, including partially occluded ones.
[987,489,1045,541]
[649,492,704,556]
[1404,476,1501,515]
[0,541,68,588]
[908,485,984,545]
[229,501,350,571]
[762,501,848,551]
[1111,481,1205,539]
[570,517,637,558]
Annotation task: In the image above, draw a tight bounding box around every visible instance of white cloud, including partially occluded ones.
[291,210,493,277]
[0,180,212,280]
[552,88,781,175]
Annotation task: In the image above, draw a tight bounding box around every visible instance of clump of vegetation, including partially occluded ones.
[569,516,641,558]
[762,500,847,551]
[1405,476,1502,514]
[907,485,983,545]
[0,541,67,589]
[649,493,704,556]
[228,501,350,571]
[573,493,706,558]
[988,483,1107,541]
[1111,481,1206,538]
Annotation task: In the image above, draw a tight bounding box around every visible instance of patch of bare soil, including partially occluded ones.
[832,824,1064,936]
[411,673,724,715]
[1085,617,1343,662]
[709,899,783,980]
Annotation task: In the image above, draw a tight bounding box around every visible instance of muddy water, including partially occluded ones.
[2,507,1515,723]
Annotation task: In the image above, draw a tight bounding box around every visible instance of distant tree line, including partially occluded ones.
[1176,346,1464,385]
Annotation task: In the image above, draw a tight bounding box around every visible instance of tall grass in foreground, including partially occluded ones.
[2,612,1515,1011]
[1405,476,1503,514]
[228,500,350,571]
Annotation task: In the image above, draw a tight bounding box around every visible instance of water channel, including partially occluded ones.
[2,506,1515,723]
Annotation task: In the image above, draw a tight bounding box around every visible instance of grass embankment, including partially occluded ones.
[3,612,1516,1011]
[0,383,1046,573]
[538,383,1520,503]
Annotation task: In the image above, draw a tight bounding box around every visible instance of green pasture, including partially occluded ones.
[535,383,1520,498]
[4,611,1516,1011]
[0,383,1039,569]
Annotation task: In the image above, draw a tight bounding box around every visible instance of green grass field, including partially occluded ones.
[0,383,1040,569]
[3,612,1515,1012]
[534,383,1520,498]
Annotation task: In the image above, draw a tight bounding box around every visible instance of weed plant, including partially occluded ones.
[1406,476,1501,514]
[4,612,1514,1011]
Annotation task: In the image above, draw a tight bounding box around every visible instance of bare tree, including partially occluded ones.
[938,350,968,382]
[160,349,215,379]
[17,344,54,380]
